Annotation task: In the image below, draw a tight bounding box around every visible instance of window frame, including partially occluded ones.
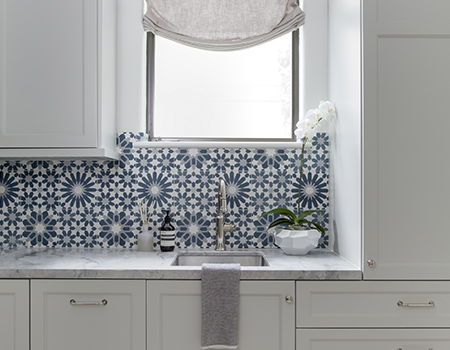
[146,30,299,142]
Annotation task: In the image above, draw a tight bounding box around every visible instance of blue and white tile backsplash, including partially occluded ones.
[0,132,330,250]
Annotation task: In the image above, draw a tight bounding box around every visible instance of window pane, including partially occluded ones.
[153,35,293,139]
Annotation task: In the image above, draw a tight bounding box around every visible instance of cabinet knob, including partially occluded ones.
[285,295,293,304]
[367,259,376,268]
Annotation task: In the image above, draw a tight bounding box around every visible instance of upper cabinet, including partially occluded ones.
[0,0,118,159]
[363,0,450,279]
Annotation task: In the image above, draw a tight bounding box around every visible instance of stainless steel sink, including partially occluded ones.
[171,251,269,267]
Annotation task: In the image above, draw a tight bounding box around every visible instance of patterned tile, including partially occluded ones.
[0,132,330,250]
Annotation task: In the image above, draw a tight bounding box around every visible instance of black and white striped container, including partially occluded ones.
[160,210,176,252]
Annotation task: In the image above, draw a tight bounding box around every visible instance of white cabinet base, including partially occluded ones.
[0,280,29,350]
[147,280,295,350]
[31,280,145,350]
[297,329,450,350]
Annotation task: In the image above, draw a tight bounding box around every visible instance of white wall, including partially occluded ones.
[328,0,362,267]
[300,0,329,117]
[116,0,146,133]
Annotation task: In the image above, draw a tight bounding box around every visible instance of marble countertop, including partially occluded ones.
[0,248,361,280]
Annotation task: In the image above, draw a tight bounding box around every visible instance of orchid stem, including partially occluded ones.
[298,137,307,216]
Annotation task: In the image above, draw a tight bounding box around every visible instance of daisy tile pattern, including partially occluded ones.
[0,133,330,250]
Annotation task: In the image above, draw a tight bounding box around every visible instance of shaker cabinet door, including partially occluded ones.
[363,0,450,279]
[31,279,146,350]
[147,280,295,350]
[0,0,98,148]
[0,280,29,350]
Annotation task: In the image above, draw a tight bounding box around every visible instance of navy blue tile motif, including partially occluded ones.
[0,132,330,250]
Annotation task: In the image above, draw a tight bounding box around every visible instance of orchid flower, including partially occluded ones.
[261,101,336,234]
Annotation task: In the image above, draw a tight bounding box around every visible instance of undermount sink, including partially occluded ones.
[171,251,270,267]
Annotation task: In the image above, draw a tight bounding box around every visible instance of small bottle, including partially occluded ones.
[160,210,176,252]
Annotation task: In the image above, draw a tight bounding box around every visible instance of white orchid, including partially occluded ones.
[318,100,336,118]
[292,101,336,217]
[306,108,323,122]
[260,101,336,234]
[294,101,335,142]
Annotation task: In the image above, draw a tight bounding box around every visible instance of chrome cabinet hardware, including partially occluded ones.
[397,348,433,350]
[285,295,293,304]
[397,300,435,308]
[367,259,376,268]
[69,299,108,306]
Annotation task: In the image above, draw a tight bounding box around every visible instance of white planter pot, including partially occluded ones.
[274,228,321,255]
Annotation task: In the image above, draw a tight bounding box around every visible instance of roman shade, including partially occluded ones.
[143,0,305,51]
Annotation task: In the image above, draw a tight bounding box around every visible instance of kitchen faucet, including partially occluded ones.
[215,179,235,251]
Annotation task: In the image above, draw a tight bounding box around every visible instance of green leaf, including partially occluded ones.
[302,221,326,235]
[296,209,323,221]
[261,208,297,222]
[267,218,295,229]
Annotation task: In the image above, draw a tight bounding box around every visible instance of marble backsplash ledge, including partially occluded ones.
[0,132,330,250]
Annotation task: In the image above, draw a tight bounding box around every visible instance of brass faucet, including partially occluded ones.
[215,179,235,250]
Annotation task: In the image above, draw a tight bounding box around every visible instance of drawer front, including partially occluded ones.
[296,281,450,328]
[31,280,146,350]
[297,329,450,350]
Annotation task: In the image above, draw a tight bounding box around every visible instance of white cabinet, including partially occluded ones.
[147,280,295,350]
[296,281,450,350]
[296,329,450,350]
[296,281,450,328]
[0,280,29,350]
[363,0,450,279]
[31,279,145,350]
[0,0,118,159]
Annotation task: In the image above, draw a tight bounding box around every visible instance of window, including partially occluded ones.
[147,31,299,141]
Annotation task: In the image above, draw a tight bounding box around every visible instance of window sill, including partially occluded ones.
[133,141,303,149]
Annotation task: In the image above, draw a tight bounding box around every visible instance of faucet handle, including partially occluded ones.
[223,223,235,232]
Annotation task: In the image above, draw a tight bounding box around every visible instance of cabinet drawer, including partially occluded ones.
[31,280,146,350]
[297,329,450,350]
[296,281,450,328]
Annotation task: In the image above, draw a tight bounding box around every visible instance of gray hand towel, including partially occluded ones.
[201,263,241,349]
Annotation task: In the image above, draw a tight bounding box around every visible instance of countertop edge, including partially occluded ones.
[0,248,362,280]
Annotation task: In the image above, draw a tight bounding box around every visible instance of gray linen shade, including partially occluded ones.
[143,0,305,51]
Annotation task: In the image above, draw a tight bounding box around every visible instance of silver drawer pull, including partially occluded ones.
[397,301,435,308]
[70,299,108,306]
[397,348,433,350]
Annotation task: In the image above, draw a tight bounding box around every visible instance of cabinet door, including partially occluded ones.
[363,0,450,279]
[147,280,295,350]
[0,0,98,148]
[297,329,450,350]
[0,280,29,350]
[31,280,145,350]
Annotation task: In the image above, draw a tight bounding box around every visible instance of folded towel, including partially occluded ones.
[201,263,241,350]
